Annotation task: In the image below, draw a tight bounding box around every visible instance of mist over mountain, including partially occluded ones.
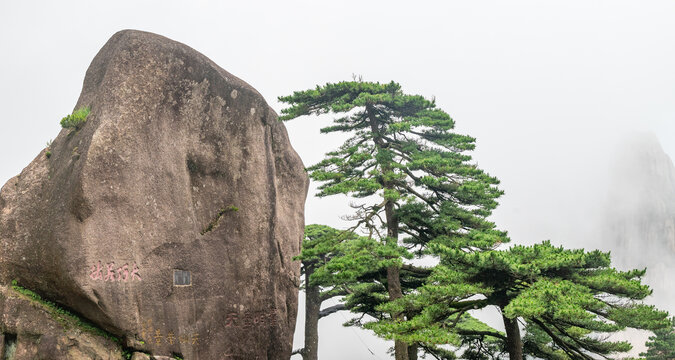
[602,133,675,313]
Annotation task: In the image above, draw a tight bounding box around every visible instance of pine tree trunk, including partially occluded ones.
[385,201,409,360]
[407,343,418,360]
[304,265,320,360]
[502,314,523,360]
[387,265,408,360]
[368,103,409,360]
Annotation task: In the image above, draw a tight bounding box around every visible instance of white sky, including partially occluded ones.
[1,1,674,359]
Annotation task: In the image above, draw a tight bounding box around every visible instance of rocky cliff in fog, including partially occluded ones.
[603,133,675,311]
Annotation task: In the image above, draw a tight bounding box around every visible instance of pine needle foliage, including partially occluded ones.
[641,317,675,360]
[380,241,670,359]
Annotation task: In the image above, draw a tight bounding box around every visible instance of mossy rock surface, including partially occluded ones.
[0,284,123,359]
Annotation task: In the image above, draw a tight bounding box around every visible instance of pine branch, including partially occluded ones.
[531,318,594,360]
[319,304,347,318]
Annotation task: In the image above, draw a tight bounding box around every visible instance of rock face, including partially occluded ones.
[0,30,308,359]
[0,284,123,359]
[603,133,675,313]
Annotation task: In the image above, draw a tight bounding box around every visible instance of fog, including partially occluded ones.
[1,1,674,359]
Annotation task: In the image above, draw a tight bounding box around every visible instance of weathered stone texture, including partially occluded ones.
[0,29,308,359]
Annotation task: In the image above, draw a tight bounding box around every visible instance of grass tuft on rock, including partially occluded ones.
[200,205,239,235]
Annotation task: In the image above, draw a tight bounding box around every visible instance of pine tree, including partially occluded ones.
[309,225,431,357]
[641,317,675,360]
[294,225,427,359]
[279,80,506,360]
[292,225,351,360]
[379,241,671,360]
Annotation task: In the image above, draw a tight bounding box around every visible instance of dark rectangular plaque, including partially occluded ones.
[173,269,191,286]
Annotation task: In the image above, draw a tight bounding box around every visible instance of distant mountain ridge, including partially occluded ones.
[603,132,675,311]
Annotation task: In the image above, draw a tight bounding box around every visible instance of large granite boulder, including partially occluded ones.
[0,29,308,359]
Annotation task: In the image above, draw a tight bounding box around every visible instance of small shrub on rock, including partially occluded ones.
[60,107,90,130]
